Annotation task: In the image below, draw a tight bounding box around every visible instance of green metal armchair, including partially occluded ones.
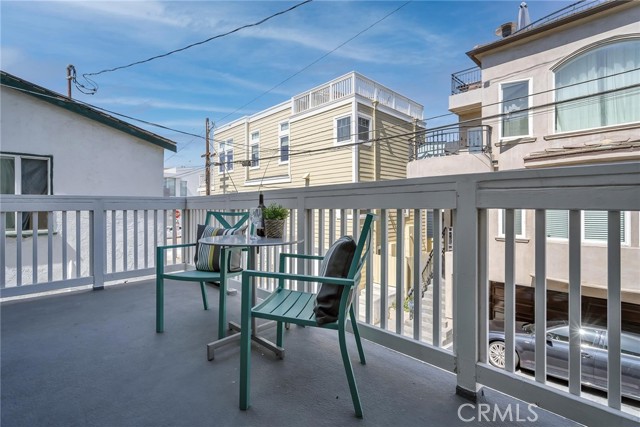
[156,211,249,339]
[239,213,374,418]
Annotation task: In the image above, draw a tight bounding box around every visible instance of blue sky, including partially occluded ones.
[1,0,571,167]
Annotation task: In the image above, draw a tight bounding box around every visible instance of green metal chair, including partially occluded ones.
[156,211,249,339]
[239,213,374,418]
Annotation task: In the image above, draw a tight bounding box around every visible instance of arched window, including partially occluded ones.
[555,38,640,132]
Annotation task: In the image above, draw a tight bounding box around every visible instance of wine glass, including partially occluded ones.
[249,208,262,240]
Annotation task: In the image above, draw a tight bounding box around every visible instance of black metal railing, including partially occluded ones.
[513,0,607,35]
[412,125,491,160]
[451,67,481,95]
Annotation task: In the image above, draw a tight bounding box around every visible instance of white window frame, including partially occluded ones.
[334,114,352,145]
[357,113,372,146]
[497,209,527,239]
[278,121,290,165]
[1,153,52,232]
[499,78,532,140]
[218,138,234,174]
[552,38,640,134]
[250,131,260,170]
[541,210,630,246]
[582,210,629,246]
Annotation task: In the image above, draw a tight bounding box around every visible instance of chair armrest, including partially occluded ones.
[279,253,324,274]
[242,270,354,288]
[280,253,324,261]
[157,243,196,251]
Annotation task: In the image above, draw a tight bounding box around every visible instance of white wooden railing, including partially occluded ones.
[1,163,639,426]
[292,72,424,120]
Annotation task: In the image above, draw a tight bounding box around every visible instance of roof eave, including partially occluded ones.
[466,0,630,67]
[1,71,178,152]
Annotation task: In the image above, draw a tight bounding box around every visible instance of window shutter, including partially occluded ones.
[546,210,568,239]
[584,211,626,243]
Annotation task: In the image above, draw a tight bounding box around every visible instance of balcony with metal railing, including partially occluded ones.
[292,72,424,120]
[411,125,492,160]
[451,67,482,96]
[1,163,639,426]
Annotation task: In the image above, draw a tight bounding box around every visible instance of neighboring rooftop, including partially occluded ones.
[292,71,424,121]
[467,0,628,65]
[1,70,177,152]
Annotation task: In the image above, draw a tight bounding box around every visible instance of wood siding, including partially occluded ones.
[290,103,354,186]
[357,104,415,183]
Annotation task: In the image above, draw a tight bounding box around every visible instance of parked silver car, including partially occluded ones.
[488,320,640,401]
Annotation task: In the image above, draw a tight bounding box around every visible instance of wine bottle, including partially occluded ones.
[256,193,266,237]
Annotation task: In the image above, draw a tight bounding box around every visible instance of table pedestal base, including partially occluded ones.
[207,321,284,361]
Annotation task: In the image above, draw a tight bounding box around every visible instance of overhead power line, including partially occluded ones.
[73,0,314,94]
[0,83,205,140]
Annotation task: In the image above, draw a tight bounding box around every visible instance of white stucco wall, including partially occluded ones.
[477,4,640,170]
[1,85,170,287]
[0,87,165,196]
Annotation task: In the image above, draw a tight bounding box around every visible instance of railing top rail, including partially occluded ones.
[2,163,637,212]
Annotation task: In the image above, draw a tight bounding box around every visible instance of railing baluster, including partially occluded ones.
[413,208,421,340]
[0,212,6,287]
[153,210,158,268]
[76,211,81,278]
[504,208,516,373]
[395,209,404,335]
[133,210,139,270]
[534,209,547,383]
[432,209,441,347]
[380,209,388,330]
[123,210,128,272]
[144,210,149,269]
[365,209,373,325]
[111,210,116,273]
[47,212,53,282]
[607,211,622,409]
[568,209,581,396]
[32,211,38,284]
[478,209,488,362]
[16,212,23,286]
[62,211,68,280]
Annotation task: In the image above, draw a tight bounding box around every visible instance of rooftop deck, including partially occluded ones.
[1,278,581,427]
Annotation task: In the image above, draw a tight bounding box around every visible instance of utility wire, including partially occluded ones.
[74,0,313,95]
[214,0,413,125]
[0,82,204,139]
[209,82,640,166]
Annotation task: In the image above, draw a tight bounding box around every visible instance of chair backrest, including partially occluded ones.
[205,211,249,229]
[347,213,374,282]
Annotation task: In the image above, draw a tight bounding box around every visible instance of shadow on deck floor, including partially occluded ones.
[1,279,581,427]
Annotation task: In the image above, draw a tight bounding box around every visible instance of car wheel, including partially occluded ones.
[488,340,520,369]
[489,340,506,368]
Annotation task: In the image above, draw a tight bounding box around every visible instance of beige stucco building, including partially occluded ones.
[408,1,640,320]
[210,72,423,194]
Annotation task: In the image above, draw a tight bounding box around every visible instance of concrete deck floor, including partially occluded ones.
[1,279,582,427]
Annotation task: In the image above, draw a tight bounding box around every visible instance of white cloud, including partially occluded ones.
[0,47,26,68]
[67,0,191,27]
[96,96,245,114]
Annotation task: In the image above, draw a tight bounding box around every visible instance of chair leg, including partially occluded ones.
[240,274,253,411]
[199,282,209,310]
[218,279,227,339]
[338,325,363,418]
[349,306,366,365]
[276,321,284,348]
[156,276,164,333]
